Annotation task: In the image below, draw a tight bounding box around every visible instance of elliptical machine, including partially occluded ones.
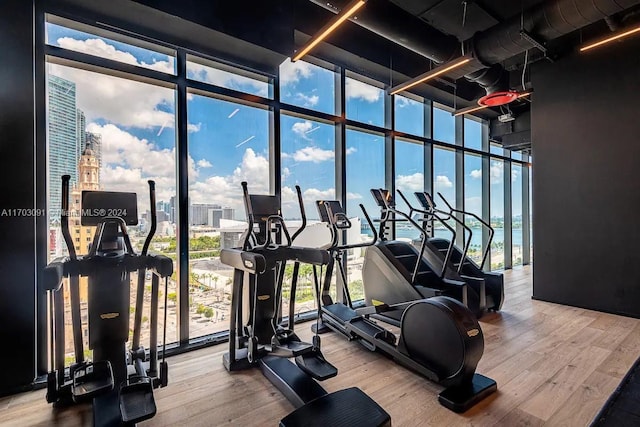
[411,191,504,312]
[313,198,497,412]
[43,175,173,426]
[220,182,390,426]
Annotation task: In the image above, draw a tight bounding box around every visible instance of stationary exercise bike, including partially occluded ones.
[43,175,173,426]
[220,182,390,426]
[313,198,497,412]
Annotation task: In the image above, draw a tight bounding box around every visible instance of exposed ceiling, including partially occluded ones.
[131,0,640,149]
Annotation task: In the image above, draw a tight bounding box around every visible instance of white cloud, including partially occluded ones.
[346,147,357,155]
[86,123,178,179]
[189,148,270,213]
[303,188,336,200]
[470,169,482,179]
[279,58,314,85]
[346,78,381,102]
[434,175,453,189]
[490,161,503,184]
[292,121,314,138]
[188,123,202,133]
[512,168,520,182]
[187,62,268,97]
[291,146,334,163]
[49,38,200,131]
[57,37,174,74]
[295,93,319,107]
[197,159,212,168]
[396,173,424,192]
[347,192,362,200]
[396,96,419,108]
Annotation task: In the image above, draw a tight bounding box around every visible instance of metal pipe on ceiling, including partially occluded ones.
[307,0,640,94]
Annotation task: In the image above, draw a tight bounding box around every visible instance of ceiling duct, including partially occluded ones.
[307,0,640,94]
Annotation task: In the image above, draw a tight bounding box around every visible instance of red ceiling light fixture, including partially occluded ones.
[453,91,532,117]
[477,90,519,107]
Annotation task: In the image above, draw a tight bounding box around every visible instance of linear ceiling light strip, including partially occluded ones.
[388,56,471,95]
[580,26,640,52]
[292,0,366,62]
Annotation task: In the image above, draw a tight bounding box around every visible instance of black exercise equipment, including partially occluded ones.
[363,188,473,321]
[43,175,173,426]
[412,191,504,312]
[220,182,390,426]
[313,198,497,412]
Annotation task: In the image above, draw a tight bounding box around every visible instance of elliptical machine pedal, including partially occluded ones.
[71,360,114,403]
[119,377,157,424]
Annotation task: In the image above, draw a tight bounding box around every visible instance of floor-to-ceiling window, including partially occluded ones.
[38,12,533,364]
[44,17,179,360]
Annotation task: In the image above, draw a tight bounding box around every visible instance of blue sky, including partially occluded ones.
[45,22,524,224]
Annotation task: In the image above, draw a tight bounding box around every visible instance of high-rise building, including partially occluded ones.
[85,131,102,182]
[190,203,222,226]
[76,109,86,161]
[48,75,78,213]
[222,207,235,220]
[169,196,176,223]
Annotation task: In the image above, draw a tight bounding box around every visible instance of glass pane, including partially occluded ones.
[490,143,503,156]
[346,129,385,300]
[187,56,271,98]
[511,150,523,161]
[187,94,269,339]
[280,115,337,314]
[346,76,385,127]
[46,20,175,75]
[46,63,178,361]
[512,163,523,266]
[281,116,335,222]
[490,159,505,270]
[433,106,455,144]
[395,139,424,242]
[432,147,457,240]
[394,95,424,136]
[279,58,335,115]
[464,118,482,150]
[464,154,483,264]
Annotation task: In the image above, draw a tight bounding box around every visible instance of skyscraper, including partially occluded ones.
[76,109,86,161]
[48,75,78,213]
[85,131,102,182]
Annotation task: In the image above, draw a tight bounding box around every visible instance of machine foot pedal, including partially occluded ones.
[280,387,390,427]
[71,360,114,403]
[119,379,157,423]
[438,373,497,413]
[295,351,337,381]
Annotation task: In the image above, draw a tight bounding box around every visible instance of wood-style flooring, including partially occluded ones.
[2,265,639,426]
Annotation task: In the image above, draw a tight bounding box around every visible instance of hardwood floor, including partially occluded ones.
[2,265,639,426]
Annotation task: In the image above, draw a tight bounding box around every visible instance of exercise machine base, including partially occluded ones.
[279,387,391,427]
[438,373,497,413]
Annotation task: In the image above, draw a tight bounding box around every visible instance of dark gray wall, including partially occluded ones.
[532,36,640,317]
[0,0,37,394]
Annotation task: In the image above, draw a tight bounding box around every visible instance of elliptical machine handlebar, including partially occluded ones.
[437,192,495,270]
[320,202,378,251]
[60,175,77,261]
[290,185,306,243]
[396,189,459,277]
[141,180,156,256]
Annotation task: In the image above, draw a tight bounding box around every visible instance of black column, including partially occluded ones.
[0,0,37,395]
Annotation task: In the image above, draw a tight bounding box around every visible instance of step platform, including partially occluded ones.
[119,379,157,423]
[280,387,391,427]
[71,360,114,403]
[438,373,497,413]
